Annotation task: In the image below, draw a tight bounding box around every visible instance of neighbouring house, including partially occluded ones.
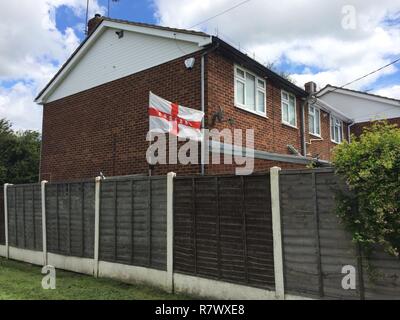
[35,15,353,182]
[316,85,400,137]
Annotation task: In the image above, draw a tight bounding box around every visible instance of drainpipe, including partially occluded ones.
[200,42,219,176]
[300,98,307,156]
[347,121,355,143]
[200,54,205,175]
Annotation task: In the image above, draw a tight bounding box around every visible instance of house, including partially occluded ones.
[35,15,351,182]
[316,85,400,137]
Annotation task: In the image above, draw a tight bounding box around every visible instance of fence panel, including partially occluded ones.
[6,184,42,251]
[99,176,167,270]
[0,186,4,245]
[46,181,95,258]
[174,174,275,290]
[364,246,400,299]
[280,168,400,300]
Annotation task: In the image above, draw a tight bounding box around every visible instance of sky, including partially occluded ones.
[0,0,399,131]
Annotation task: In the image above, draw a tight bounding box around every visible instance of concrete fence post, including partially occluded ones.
[41,180,48,266]
[94,176,101,278]
[166,172,176,293]
[270,167,285,300]
[3,183,12,259]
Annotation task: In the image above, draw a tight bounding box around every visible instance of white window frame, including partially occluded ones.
[234,65,267,117]
[281,90,297,128]
[308,105,321,137]
[330,115,343,144]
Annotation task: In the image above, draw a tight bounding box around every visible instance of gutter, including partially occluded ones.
[210,141,331,167]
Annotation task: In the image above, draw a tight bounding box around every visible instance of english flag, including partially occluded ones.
[149,92,204,141]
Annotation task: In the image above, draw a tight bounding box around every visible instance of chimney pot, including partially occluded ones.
[87,14,103,36]
[304,81,317,94]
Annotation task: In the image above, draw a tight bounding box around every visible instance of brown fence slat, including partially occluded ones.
[0,186,4,245]
[174,174,274,290]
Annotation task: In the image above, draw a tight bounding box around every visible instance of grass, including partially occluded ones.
[0,257,190,300]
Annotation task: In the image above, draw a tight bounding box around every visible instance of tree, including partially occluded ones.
[332,121,400,257]
[266,62,296,84]
[0,118,41,185]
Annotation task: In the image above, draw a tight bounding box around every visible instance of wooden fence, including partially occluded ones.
[280,168,400,300]
[99,177,167,270]
[6,184,42,251]
[1,169,399,299]
[0,186,4,245]
[46,181,95,258]
[3,176,168,271]
[174,174,275,290]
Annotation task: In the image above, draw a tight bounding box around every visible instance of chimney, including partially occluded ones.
[304,81,317,94]
[87,14,103,36]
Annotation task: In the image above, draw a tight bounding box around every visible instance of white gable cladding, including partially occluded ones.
[46,28,202,102]
[321,91,400,123]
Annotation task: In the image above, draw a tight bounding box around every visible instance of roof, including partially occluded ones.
[35,17,212,103]
[317,85,400,106]
[35,17,307,103]
[100,17,209,38]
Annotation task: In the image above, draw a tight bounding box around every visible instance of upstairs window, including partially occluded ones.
[235,66,266,116]
[281,91,297,127]
[308,105,321,136]
[330,115,343,143]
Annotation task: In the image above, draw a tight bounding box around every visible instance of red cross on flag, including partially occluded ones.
[149,92,204,141]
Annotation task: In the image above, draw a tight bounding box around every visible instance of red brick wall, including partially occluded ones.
[205,51,304,156]
[305,109,349,162]
[351,118,400,137]
[41,52,205,182]
[40,50,312,182]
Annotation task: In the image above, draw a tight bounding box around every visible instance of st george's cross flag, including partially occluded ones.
[148,92,204,141]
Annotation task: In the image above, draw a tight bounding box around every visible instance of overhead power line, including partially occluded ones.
[331,56,400,93]
[189,0,251,29]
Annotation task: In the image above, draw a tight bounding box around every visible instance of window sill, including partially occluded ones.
[330,139,342,145]
[309,132,322,139]
[234,104,267,118]
[281,121,298,129]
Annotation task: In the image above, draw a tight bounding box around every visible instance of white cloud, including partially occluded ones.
[0,0,105,131]
[0,82,42,131]
[373,85,400,100]
[154,0,400,92]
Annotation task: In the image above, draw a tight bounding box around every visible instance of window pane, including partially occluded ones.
[309,114,315,133]
[335,126,339,142]
[282,92,288,101]
[257,91,265,113]
[315,109,320,134]
[236,68,245,78]
[282,102,289,122]
[289,104,295,125]
[258,79,265,88]
[246,73,255,110]
[236,80,245,105]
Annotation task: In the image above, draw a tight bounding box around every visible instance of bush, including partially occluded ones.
[333,121,400,257]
